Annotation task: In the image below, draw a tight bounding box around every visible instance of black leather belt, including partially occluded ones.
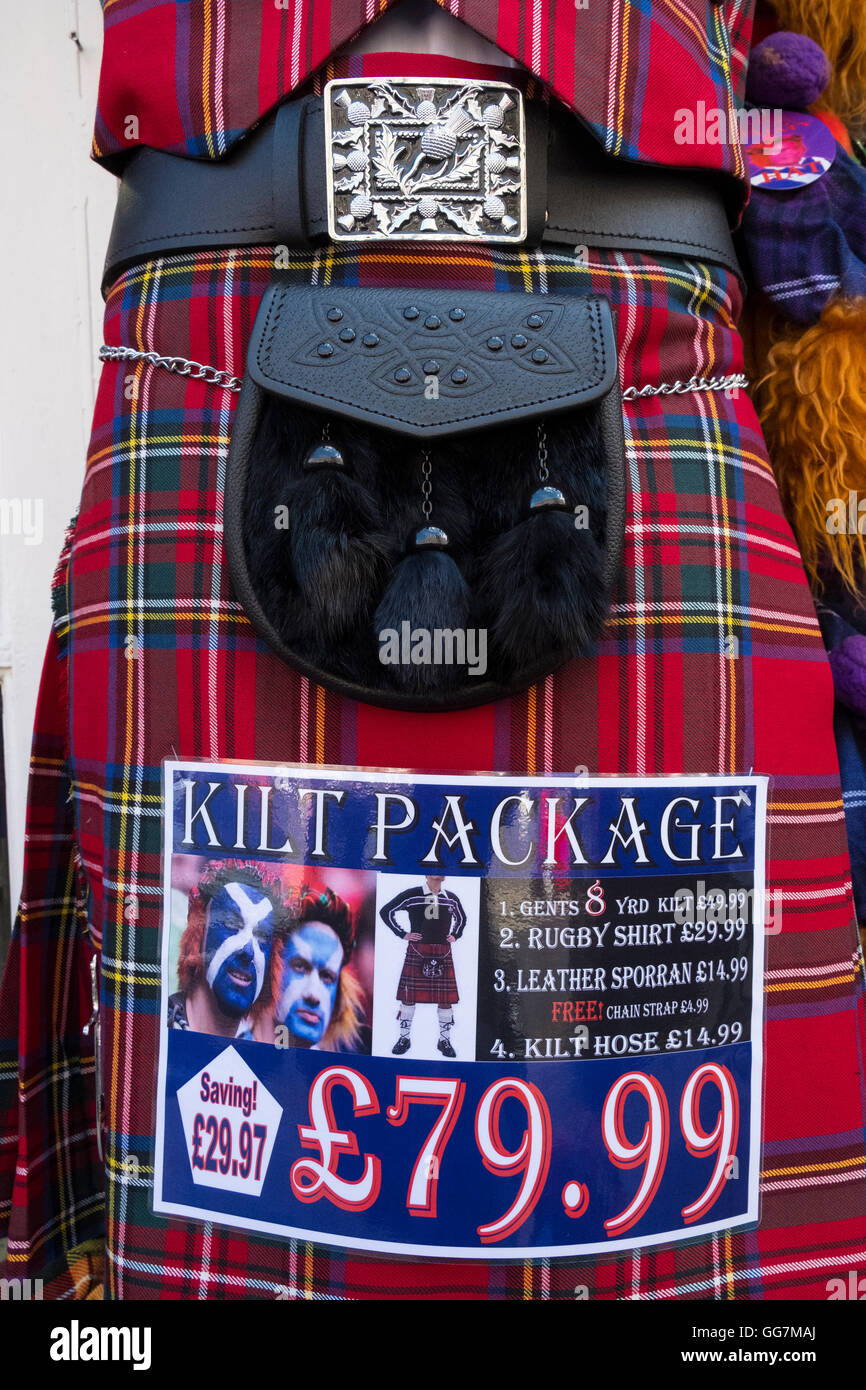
[103,81,742,295]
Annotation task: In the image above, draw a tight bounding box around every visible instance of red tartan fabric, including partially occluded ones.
[3,237,865,1298]
[2,0,865,1301]
[0,628,101,1282]
[397,943,460,1005]
[92,0,755,213]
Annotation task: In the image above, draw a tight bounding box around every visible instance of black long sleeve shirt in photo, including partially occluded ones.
[379,885,468,945]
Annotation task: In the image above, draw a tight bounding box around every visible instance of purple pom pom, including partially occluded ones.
[746,31,831,111]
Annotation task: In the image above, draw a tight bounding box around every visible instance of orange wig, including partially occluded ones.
[755,298,866,598]
[771,0,866,133]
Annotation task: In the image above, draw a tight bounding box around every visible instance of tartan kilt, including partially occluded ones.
[397,943,459,1007]
[3,236,866,1301]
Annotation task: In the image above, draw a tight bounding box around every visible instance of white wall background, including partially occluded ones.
[0,1,116,908]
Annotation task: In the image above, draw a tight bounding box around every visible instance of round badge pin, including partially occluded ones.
[745,110,836,191]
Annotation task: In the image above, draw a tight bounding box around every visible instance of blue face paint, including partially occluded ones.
[204,882,275,1018]
[276,921,344,1047]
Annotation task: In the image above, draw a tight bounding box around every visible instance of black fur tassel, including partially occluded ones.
[243,399,396,651]
[242,395,614,698]
[479,507,608,667]
[374,535,471,694]
[285,469,393,642]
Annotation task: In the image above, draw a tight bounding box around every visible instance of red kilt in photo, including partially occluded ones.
[397,943,460,1007]
[2,0,866,1302]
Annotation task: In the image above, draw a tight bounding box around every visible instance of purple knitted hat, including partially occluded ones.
[746,31,831,111]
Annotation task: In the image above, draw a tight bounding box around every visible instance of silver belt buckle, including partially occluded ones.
[324,77,527,244]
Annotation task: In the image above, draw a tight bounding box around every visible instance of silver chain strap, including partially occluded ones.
[421,449,433,522]
[622,373,749,400]
[98,344,243,393]
[537,423,549,484]
[99,347,747,409]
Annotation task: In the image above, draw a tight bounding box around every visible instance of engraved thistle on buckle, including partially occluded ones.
[324,77,528,243]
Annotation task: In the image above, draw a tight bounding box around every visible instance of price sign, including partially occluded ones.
[176,1046,282,1198]
[155,765,766,1257]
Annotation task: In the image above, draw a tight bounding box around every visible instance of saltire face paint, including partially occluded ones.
[204,881,276,1017]
[276,922,344,1047]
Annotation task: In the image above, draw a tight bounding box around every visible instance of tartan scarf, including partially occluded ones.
[92,0,755,213]
[2,238,865,1298]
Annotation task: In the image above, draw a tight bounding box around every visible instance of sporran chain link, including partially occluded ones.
[98,349,748,407]
[537,422,549,485]
[421,449,433,522]
[98,344,243,393]
[622,373,749,400]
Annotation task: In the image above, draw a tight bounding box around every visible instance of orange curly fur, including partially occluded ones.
[771,0,866,132]
[755,299,866,597]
